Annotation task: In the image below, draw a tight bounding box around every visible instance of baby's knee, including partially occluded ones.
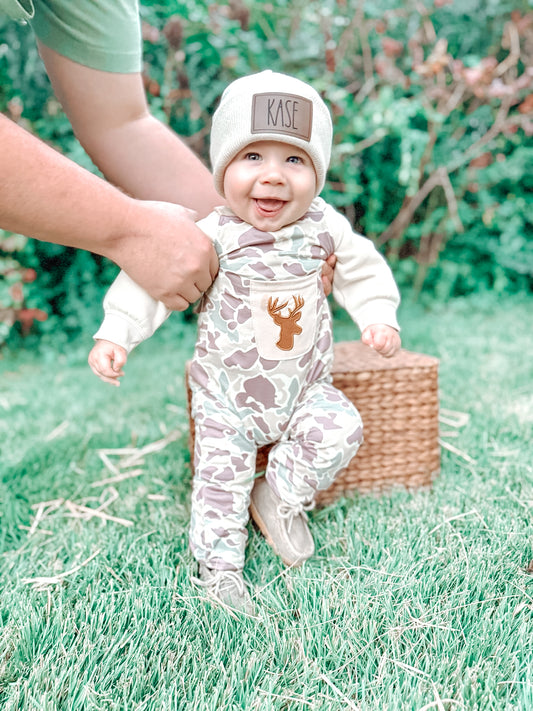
[328,401,362,443]
[337,411,363,461]
[346,423,363,458]
[307,407,363,463]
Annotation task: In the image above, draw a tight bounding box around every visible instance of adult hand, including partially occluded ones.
[109,200,219,311]
[321,254,337,297]
[0,116,218,311]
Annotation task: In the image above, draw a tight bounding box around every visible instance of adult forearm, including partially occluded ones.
[0,114,132,255]
[37,44,222,217]
[83,114,222,217]
[0,115,219,310]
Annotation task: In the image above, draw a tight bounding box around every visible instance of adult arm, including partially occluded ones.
[37,43,222,217]
[0,114,217,310]
[36,45,339,295]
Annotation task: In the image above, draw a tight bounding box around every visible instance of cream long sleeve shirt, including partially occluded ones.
[93,198,400,352]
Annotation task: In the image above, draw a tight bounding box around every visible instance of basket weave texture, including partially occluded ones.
[186,341,440,506]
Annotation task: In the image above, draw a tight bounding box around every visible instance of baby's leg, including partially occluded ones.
[266,381,363,506]
[189,399,256,572]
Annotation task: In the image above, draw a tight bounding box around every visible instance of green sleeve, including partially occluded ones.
[0,0,34,21]
[29,0,142,73]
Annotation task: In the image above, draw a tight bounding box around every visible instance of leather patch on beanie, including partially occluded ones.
[251,93,313,141]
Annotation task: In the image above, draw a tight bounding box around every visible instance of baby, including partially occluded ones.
[89,71,401,614]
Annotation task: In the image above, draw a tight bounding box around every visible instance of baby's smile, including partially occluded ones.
[254,198,287,216]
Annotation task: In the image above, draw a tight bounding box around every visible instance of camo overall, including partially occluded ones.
[94,197,399,573]
[188,200,364,571]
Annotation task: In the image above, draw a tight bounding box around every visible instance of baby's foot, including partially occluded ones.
[249,477,315,566]
[193,564,256,615]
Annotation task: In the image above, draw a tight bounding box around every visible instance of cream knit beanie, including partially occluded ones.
[210,70,333,197]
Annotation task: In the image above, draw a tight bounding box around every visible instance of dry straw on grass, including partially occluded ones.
[19,431,181,591]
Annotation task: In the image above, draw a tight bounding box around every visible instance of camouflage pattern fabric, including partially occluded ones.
[189,200,364,571]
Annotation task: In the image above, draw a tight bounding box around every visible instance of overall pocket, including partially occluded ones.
[250,273,318,360]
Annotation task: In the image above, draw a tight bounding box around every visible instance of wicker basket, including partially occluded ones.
[186,341,440,506]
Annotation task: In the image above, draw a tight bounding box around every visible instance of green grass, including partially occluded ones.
[1,292,532,710]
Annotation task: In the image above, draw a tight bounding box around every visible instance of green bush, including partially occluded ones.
[1,0,531,346]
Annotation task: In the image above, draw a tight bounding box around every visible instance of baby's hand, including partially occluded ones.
[88,339,127,386]
[361,324,401,358]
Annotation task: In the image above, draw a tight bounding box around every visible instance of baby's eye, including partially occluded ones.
[287,155,303,164]
[245,152,261,161]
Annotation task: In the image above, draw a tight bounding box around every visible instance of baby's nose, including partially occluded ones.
[260,162,285,183]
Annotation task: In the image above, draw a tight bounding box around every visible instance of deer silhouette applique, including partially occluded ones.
[267,295,304,351]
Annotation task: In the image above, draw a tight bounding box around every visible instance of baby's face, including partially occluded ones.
[223,141,316,232]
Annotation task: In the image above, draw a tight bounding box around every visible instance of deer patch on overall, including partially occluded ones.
[267,296,305,351]
[250,274,318,360]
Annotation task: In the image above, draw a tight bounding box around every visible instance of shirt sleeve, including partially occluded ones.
[326,203,401,333]
[93,270,171,353]
[93,212,219,352]
[1,0,34,21]
[30,0,142,73]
